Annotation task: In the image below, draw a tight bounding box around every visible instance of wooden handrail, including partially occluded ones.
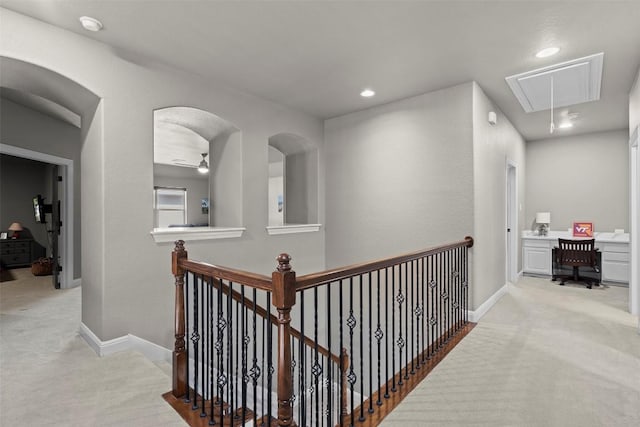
[296,236,474,290]
[180,258,272,291]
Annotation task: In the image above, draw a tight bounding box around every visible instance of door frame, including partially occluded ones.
[506,159,519,284]
[629,127,639,317]
[0,143,74,289]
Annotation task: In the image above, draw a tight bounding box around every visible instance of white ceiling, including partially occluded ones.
[1,1,639,141]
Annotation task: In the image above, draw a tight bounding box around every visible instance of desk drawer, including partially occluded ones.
[603,251,629,263]
[602,243,629,254]
[523,239,552,248]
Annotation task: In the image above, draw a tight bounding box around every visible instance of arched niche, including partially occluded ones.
[153,107,243,237]
[267,133,320,233]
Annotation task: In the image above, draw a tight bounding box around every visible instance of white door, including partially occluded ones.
[506,162,518,283]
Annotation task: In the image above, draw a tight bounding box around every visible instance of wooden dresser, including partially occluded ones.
[0,239,35,268]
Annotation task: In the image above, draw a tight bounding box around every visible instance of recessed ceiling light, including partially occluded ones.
[558,122,573,129]
[535,47,560,58]
[79,16,103,32]
[360,89,375,97]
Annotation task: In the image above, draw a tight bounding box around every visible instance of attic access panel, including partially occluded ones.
[506,53,603,113]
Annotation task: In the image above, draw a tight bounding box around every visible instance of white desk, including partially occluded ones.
[522,231,630,283]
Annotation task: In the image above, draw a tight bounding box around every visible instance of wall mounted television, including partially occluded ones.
[33,195,52,224]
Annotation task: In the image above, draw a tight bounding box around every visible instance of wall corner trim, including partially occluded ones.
[467,283,508,322]
[79,323,171,363]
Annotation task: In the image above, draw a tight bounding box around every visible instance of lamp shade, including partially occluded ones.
[536,212,551,224]
[8,222,23,231]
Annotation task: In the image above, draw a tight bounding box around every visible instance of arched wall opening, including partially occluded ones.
[268,133,319,226]
[153,106,243,229]
[0,55,103,334]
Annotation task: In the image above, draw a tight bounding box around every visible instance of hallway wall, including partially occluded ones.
[526,130,629,232]
[324,82,475,267]
[1,9,326,348]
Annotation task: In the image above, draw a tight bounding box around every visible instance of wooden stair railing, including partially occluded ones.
[166,236,475,427]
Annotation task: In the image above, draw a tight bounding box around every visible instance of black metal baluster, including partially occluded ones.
[327,283,332,427]
[391,266,396,392]
[192,274,200,410]
[420,257,428,364]
[299,291,306,427]
[209,279,215,425]
[397,264,404,386]
[404,263,409,380]
[440,252,445,348]
[216,279,224,425]
[241,286,247,426]
[314,287,321,427]
[410,260,415,375]
[464,245,469,324]
[185,272,191,403]
[235,297,240,419]
[375,270,382,406]
[447,250,452,341]
[261,314,266,421]
[367,272,373,414]
[446,250,451,342]
[348,277,356,427]
[321,356,325,427]
[338,280,344,426]
[454,247,459,332]
[359,275,364,422]
[384,267,389,399]
[429,255,436,358]
[201,275,206,417]
[227,282,233,420]
[267,292,273,425]
[251,288,258,425]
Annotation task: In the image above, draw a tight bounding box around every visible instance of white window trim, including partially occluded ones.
[150,226,245,243]
[266,224,322,235]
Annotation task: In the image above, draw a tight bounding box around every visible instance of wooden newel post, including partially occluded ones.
[172,240,188,398]
[272,253,297,427]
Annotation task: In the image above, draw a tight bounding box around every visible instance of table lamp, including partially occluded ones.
[8,222,23,239]
[536,212,550,236]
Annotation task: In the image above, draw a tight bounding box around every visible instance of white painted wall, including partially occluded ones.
[526,130,629,233]
[0,98,82,278]
[324,83,475,268]
[471,83,526,306]
[1,9,325,347]
[0,155,49,249]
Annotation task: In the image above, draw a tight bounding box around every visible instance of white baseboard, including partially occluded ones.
[80,323,171,363]
[467,283,508,323]
[129,335,172,363]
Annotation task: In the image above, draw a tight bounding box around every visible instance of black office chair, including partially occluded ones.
[555,238,598,289]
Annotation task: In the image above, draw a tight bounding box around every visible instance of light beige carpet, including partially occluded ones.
[381,276,640,427]
[0,268,184,426]
[2,270,639,426]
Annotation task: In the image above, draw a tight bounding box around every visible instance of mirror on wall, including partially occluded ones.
[153,107,242,229]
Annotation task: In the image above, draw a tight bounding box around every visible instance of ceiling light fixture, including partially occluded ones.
[197,153,209,174]
[360,89,375,98]
[79,16,103,32]
[558,122,574,129]
[536,47,560,58]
